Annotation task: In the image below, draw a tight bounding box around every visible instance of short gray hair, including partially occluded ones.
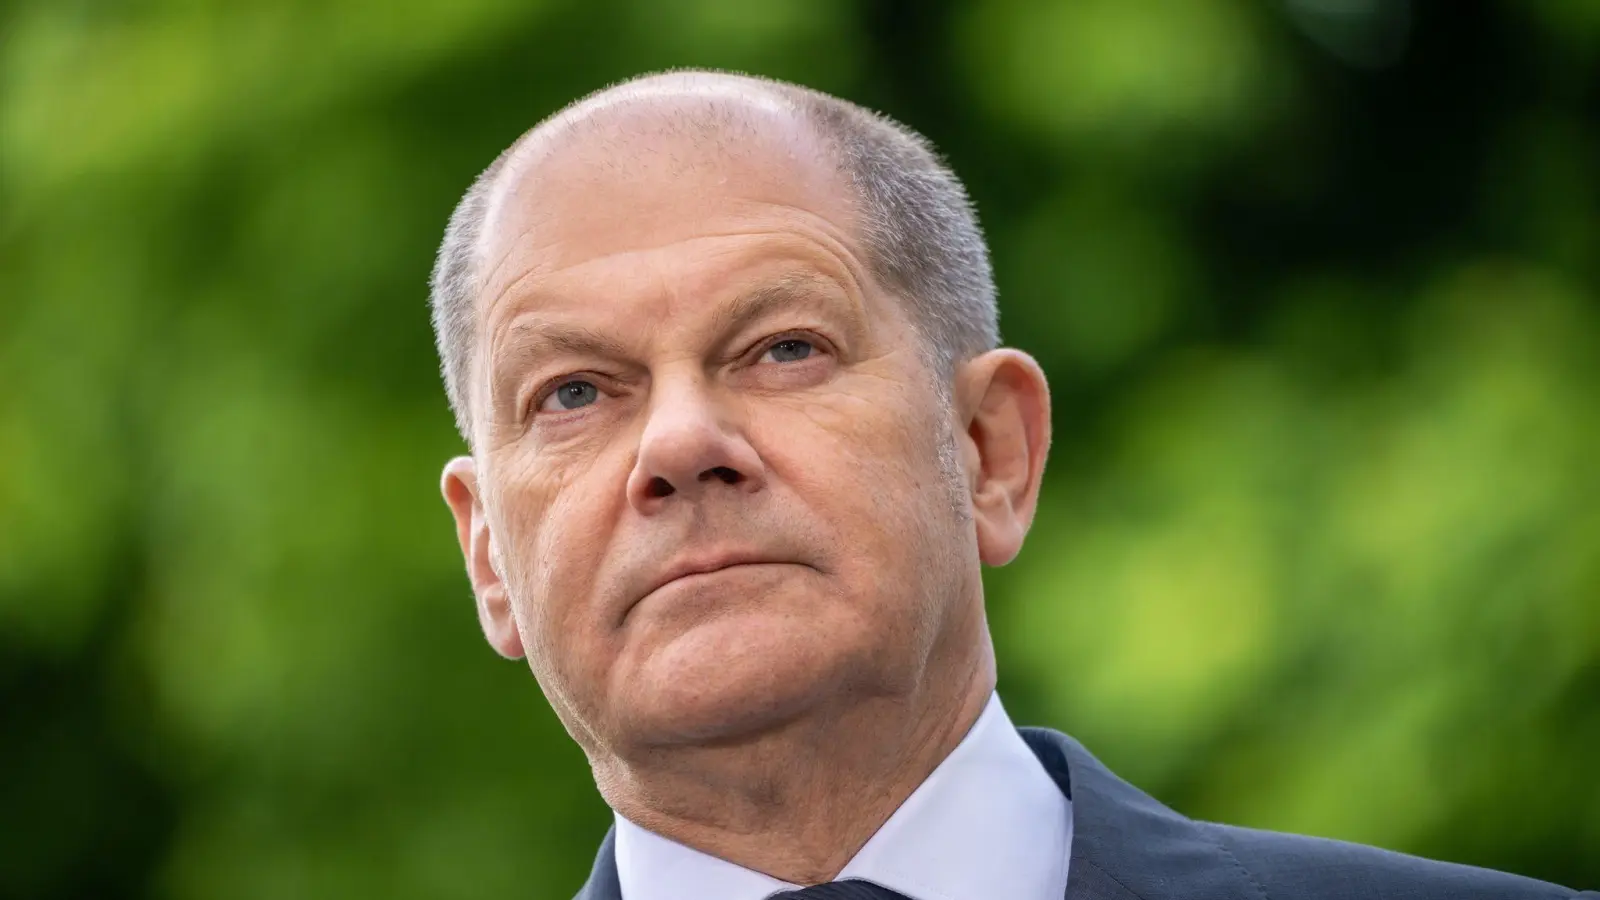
[429,71,999,445]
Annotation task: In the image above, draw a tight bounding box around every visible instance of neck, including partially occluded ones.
[595,644,996,885]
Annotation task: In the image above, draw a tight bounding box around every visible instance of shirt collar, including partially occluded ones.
[613,692,1073,900]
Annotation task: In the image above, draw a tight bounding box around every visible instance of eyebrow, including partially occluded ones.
[486,271,852,408]
[708,271,846,336]
[488,320,631,408]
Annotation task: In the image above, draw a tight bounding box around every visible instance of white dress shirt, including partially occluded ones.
[613,692,1073,900]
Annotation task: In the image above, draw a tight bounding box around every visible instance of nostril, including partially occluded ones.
[704,466,741,485]
[647,476,675,498]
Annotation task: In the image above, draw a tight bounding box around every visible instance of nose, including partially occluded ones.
[626,376,765,512]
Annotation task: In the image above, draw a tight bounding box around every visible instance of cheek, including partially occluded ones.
[764,383,961,594]
[794,381,951,505]
[495,466,616,666]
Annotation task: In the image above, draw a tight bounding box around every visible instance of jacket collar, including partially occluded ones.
[576,727,1252,900]
[1018,727,1255,900]
[576,828,622,900]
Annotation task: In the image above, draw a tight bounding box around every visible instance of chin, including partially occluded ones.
[610,610,861,747]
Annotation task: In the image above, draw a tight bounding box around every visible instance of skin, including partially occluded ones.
[440,75,1053,885]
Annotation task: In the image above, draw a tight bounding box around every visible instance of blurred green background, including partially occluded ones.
[3,0,1598,897]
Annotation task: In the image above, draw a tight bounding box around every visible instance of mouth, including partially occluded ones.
[627,554,806,622]
[651,559,787,596]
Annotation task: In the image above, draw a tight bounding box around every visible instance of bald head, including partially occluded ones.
[430,70,998,444]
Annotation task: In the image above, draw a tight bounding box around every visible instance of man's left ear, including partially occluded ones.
[955,349,1052,566]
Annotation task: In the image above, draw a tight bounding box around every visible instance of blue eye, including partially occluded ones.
[541,380,599,412]
[764,338,814,363]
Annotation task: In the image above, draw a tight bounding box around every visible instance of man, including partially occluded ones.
[431,70,1591,900]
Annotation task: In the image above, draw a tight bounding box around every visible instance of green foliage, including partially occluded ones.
[2,0,1596,897]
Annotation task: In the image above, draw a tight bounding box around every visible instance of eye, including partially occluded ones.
[538,379,600,413]
[761,338,815,364]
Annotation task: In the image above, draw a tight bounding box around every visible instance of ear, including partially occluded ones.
[441,456,525,659]
[954,349,1053,566]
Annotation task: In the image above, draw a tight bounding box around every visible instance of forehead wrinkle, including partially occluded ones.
[476,216,549,319]
[485,220,865,320]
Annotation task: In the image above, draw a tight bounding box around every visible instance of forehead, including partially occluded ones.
[474,94,862,310]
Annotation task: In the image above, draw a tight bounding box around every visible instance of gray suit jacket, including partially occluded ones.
[574,725,1595,899]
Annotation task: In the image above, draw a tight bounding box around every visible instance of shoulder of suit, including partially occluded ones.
[1203,819,1588,900]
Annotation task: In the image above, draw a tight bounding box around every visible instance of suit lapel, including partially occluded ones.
[1019,727,1255,900]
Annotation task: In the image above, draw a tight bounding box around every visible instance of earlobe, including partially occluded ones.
[441,457,526,660]
[957,350,1052,567]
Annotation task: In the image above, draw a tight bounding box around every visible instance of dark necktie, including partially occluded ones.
[768,881,910,899]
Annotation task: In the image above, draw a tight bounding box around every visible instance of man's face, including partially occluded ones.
[447,103,982,755]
